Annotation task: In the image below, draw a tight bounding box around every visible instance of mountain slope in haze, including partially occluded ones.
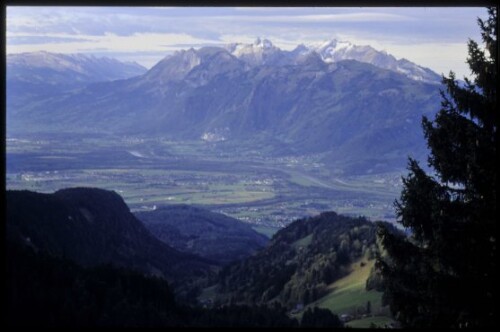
[6,51,147,111]
[7,51,147,85]
[135,205,269,265]
[7,41,442,174]
[6,188,215,289]
[208,212,390,310]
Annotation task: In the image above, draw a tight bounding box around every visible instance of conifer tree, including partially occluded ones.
[377,7,496,328]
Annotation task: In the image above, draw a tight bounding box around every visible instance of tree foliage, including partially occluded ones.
[215,212,381,309]
[300,307,344,328]
[377,7,496,328]
[6,241,299,328]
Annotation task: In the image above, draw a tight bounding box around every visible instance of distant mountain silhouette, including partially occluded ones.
[7,41,442,174]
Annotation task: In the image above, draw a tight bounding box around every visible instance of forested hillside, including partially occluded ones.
[6,240,299,328]
[136,205,268,264]
[210,212,394,310]
[6,188,216,294]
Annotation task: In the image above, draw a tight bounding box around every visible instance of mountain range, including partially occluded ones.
[7,39,443,174]
[6,51,147,114]
[225,38,441,84]
[7,51,146,85]
[4,37,454,327]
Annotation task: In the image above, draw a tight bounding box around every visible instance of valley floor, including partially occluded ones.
[6,135,402,230]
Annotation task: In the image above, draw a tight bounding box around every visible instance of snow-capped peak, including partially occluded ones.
[201,37,440,83]
[225,37,282,66]
[314,39,353,52]
[300,38,441,84]
[308,39,356,63]
[225,37,275,54]
[254,37,273,49]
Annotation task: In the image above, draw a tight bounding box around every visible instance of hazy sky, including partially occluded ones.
[6,6,488,79]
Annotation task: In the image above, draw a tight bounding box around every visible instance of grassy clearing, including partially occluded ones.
[291,234,313,249]
[316,288,382,316]
[310,259,382,315]
[125,190,275,206]
[294,258,392,327]
[328,259,374,292]
[177,191,275,205]
[287,171,327,188]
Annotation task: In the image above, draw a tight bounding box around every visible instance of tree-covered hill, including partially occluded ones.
[135,205,269,265]
[6,188,216,293]
[210,211,396,310]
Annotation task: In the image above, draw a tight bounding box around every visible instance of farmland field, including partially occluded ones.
[6,133,403,228]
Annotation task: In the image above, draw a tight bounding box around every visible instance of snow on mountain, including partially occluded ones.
[9,40,442,175]
[309,39,356,62]
[304,39,441,84]
[224,38,440,83]
[225,38,285,66]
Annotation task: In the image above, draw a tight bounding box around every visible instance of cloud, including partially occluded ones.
[378,42,472,78]
[211,12,415,23]
[7,35,93,45]
[6,32,217,55]
[5,6,487,77]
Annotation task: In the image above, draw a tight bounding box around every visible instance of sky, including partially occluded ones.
[6,6,488,79]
